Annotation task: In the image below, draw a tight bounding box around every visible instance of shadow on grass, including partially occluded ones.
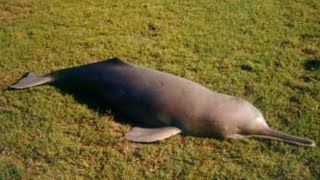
[304,59,320,71]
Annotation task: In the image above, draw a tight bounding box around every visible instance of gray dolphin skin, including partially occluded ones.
[10,58,315,146]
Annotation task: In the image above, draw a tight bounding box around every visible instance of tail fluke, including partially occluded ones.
[9,72,53,89]
[251,128,315,147]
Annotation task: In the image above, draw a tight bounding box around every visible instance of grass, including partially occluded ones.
[0,0,319,179]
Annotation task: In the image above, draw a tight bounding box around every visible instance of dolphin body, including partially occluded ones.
[10,58,315,146]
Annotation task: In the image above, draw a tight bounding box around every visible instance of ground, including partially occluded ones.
[0,0,319,179]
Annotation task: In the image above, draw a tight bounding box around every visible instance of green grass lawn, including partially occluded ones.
[1,0,319,179]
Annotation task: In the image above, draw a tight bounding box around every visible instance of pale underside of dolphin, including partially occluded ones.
[9,58,315,146]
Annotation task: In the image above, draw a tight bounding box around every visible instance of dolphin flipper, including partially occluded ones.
[125,126,181,143]
[9,72,53,89]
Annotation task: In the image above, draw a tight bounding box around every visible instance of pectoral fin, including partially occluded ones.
[125,126,181,143]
